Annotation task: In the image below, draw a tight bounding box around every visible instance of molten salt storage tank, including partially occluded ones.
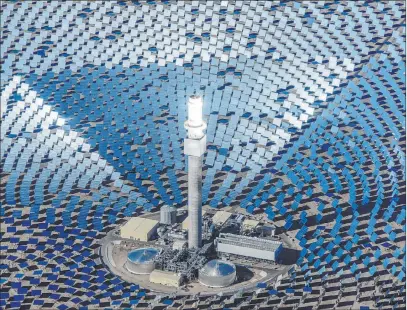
[198,259,236,287]
[160,205,177,225]
[124,248,159,274]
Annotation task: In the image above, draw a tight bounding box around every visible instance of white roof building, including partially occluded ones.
[149,270,181,287]
[242,219,260,230]
[212,210,232,226]
[120,217,159,242]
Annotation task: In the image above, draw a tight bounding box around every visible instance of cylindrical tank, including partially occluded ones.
[160,205,177,225]
[198,259,236,287]
[124,248,159,275]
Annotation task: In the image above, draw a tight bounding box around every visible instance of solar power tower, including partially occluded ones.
[184,95,207,249]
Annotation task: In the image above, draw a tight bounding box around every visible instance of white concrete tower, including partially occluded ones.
[184,95,207,249]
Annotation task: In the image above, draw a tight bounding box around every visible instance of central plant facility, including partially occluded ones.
[106,96,286,291]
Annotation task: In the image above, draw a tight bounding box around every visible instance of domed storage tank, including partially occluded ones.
[124,248,159,274]
[198,259,236,287]
[160,205,177,225]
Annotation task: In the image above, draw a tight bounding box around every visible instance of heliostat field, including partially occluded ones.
[1,1,406,309]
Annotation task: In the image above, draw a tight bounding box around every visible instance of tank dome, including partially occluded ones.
[125,248,159,274]
[128,248,159,263]
[198,259,236,287]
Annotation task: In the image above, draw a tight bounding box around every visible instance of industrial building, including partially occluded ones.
[149,270,182,288]
[120,217,159,242]
[257,225,277,237]
[216,233,282,262]
[242,219,260,231]
[211,210,232,226]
